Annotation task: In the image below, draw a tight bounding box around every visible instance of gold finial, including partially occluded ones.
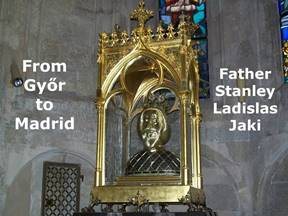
[156,22,165,41]
[167,24,175,39]
[130,0,154,28]
[179,11,188,23]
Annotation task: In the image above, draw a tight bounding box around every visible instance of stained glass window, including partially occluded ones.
[279,0,288,83]
[159,0,209,98]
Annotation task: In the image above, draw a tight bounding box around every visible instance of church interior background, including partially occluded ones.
[0,0,288,216]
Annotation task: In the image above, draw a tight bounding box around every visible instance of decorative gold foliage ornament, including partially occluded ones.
[128,191,149,212]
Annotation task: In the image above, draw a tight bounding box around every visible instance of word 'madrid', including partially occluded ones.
[15,60,74,130]
[214,68,278,131]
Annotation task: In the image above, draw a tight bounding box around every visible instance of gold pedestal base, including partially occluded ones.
[91,185,205,204]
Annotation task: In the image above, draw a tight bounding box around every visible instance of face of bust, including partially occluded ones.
[142,110,161,150]
[139,108,169,152]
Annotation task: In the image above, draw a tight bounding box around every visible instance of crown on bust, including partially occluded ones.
[143,92,170,114]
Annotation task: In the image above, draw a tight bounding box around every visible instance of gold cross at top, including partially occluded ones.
[130,0,154,27]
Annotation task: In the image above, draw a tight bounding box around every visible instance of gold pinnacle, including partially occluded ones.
[130,0,154,27]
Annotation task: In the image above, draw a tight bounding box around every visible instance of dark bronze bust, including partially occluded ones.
[126,106,180,176]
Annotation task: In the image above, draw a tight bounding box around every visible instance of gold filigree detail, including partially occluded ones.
[167,24,175,39]
[283,42,288,57]
[127,191,149,212]
[130,0,154,28]
[98,3,198,48]
[283,42,288,80]
[131,29,138,43]
[179,13,188,34]
[156,23,165,41]
[110,24,121,46]
[99,32,109,47]
[104,51,131,78]
[146,26,153,41]
[121,31,129,45]
[191,46,199,62]
[163,47,182,75]
[110,32,118,46]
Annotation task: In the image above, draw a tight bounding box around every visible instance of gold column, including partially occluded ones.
[191,110,202,189]
[95,100,106,186]
[179,91,189,185]
[189,45,203,189]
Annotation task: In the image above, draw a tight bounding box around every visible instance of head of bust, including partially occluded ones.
[138,107,170,152]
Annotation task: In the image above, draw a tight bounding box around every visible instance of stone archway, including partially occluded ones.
[256,148,288,216]
[202,156,242,216]
[3,149,95,216]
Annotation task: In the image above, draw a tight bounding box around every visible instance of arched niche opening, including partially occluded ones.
[104,54,182,184]
[3,150,95,216]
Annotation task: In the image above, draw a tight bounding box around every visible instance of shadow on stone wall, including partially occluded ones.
[256,139,288,216]
[202,155,242,216]
[3,149,95,216]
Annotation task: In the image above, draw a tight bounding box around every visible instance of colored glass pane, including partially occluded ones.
[197,40,209,98]
[279,0,288,83]
[159,0,207,39]
[159,0,209,98]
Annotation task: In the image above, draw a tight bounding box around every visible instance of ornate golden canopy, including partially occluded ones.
[92,0,205,208]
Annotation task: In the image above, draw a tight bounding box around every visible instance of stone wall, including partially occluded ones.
[205,0,288,215]
[0,0,287,216]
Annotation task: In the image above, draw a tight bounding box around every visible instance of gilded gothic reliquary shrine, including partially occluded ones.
[89,0,212,213]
